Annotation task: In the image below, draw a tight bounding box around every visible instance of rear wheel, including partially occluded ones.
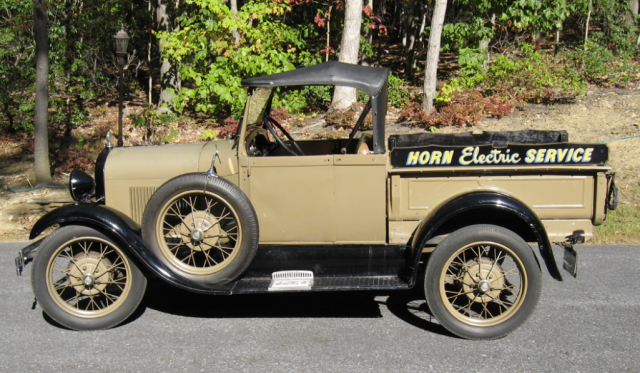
[424,225,541,339]
[31,226,147,330]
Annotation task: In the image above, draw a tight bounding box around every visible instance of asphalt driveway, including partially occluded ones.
[1,243,638,372]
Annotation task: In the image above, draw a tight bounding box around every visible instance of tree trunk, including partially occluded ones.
[33,0,51,186]
[479,13,495,68]
[332,0,363,109]
[629,0,639,25]
[422,0,447,114]
[157,0,181,110]
[230,0,240,44]
[584,0,592,50]
[361,0,373,66]
[149,0,154,105]
[632,0,640,14]
[404,2,418,81]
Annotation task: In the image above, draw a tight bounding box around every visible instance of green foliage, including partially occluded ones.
[458,48,486,72]
[273,85,332,114]
[500,0,570,32]
[436,79,463,105]
[158,128,180,144]
[569,37,640,87]
[0,0,36,131]
[356,73,410,108]
[158,0,320,118]
[1,0,150,134]
[442,20,493,52]
[455,45,586,104]
[360,36,374,58]
[387,73,411,108]
[593,203,640,244]
[200,128,216,140]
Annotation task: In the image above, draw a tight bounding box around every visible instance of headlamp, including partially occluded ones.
[69,169,96,203]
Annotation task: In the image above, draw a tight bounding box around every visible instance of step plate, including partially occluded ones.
[234,275,409,294]
[269,270,314,291]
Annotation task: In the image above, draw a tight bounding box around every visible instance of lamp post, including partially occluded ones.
[114,28,130,147]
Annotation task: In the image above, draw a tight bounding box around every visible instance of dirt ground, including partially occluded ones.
[1,85,639,241]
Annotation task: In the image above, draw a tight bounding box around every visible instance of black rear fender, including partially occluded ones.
[30,204,230,294]
[406,191,562,285]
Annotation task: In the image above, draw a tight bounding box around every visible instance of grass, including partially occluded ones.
[592,204,640,244]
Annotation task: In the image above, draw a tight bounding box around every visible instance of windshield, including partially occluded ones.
[233,87,273,146]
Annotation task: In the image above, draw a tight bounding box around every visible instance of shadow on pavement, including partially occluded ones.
[142,279,384,319]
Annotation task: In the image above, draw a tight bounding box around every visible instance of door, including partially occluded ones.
[242,153,387,244]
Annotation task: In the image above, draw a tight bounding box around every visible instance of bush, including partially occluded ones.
[398,91,514,128]
[483,47,586,103]
[325,101,372,130]
[273,85,332,114]
[568,37,640,88]
[387,73,411,108]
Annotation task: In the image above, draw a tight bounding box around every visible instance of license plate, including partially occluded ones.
[563,245,578,278]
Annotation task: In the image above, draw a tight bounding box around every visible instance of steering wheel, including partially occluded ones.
[263,117,305,156]
[245,126,276,156]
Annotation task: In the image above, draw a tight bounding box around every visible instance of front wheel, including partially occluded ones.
[31,226,147,330]
[424,225,541,340]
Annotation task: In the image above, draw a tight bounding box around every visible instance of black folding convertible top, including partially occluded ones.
[241,61,390,97]
[242,61,390,154]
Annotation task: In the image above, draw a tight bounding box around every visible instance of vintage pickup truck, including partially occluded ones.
[16,61,617,339]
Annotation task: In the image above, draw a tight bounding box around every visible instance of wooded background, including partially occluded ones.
[2,0,640,184]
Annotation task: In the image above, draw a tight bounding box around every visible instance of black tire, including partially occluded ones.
[31,226,147,330]
[424,224,541,340]
[141,173,259,285]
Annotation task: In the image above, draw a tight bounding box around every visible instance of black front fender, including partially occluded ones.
[407,191,562,285]
[30,204,230,294]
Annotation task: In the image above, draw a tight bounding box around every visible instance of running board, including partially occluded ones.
[232,275,409,294]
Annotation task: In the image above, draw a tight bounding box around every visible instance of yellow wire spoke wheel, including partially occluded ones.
[32,226,147,330]
[46,237,132,318]
[425,225,541,340]
[439,242,527,327]
[155,190,242,276]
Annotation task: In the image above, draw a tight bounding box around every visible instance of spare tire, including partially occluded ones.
[142,173,259,285]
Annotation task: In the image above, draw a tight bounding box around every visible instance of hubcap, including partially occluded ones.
[83,274,95,288]
[478,280,491,293]
[191,228,204,242]
[67,252,112,296]
[461,258,505,303]
[172,211,221,251]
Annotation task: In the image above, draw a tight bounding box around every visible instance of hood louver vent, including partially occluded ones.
[129,186,157,224]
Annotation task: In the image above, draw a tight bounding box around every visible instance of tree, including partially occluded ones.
[158,0,316,117]
[400,1,426,82]
[332,0,363,109]
[423,0,447,113]
[32,0,51,186]
[361,0,374,66]
[157,0,181,109]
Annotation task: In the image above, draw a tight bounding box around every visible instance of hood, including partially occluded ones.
[104,140,238,181]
